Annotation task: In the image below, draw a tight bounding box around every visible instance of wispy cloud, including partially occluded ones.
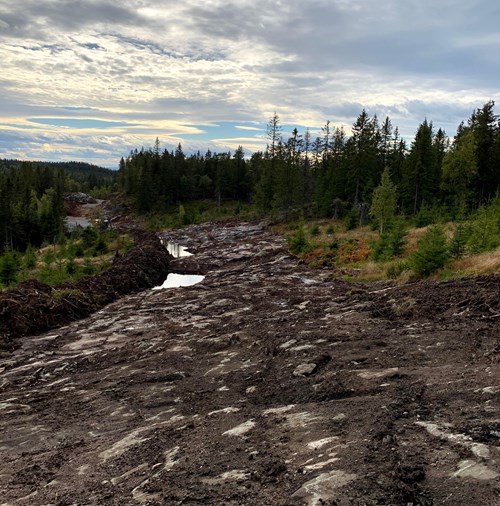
[235,125,264,131]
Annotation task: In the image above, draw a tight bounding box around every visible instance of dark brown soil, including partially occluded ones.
[0,221,498,505]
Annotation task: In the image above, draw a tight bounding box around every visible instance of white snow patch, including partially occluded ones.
[263,405,296,416]
[291,470,357,505]
[452,460,499,480]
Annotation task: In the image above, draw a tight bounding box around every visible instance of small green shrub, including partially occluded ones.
[82,259,95,276]
[66,258,78,276]
[0,251,21,287]
[411,224,449,277]
[23,245,38,269]
[93,236,108,256]
[287,227,310,254]
[371,218,407,261]
[449,223,471,259]
[43,249,56,267]
[81,227,98,249]
[388,218,408,257]
[74,244,85,257]
[386,261,410,280]
[344,208,360,231]
[414,205,433,227]
[467,203,500,254]
[309,225,320,236]
[36,266,68,286]
[329,238,340,251]
[371,233,391,262]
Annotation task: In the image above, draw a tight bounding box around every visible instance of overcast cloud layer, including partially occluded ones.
[1,0,499,166]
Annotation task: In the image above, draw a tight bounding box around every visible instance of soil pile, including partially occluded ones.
[370,275,500,322]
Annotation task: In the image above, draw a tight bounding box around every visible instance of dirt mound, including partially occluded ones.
[0,230,171,351]
[370,274,500,321]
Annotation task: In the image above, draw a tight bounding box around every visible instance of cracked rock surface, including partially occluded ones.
[0,221,498,505]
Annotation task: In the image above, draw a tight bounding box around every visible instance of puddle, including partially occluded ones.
[155,241,203,289]
[153,273,205,290]
[163,241,193,258]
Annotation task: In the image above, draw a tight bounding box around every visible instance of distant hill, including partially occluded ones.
[0,159,116,187]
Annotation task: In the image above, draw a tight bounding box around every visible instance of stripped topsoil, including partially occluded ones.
[0,221,498,505]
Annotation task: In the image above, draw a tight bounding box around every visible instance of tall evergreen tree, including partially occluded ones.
[402,119,438,214]
[346,110,379,205]
[468,101,499,203]
[441,129,477,212]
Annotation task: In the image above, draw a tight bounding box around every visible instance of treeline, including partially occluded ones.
[0,161,116,253]
[119,101,500,221]
[118,141,250,213]
[0,159,116,192]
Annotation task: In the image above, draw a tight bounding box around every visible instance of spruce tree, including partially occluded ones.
[441,129,477,213]
[370,167,397,234]
[402,119,438,214]
[411,224,449,277]
[469,101,499,204]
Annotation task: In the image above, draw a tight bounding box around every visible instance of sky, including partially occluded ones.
[0,0,499,168]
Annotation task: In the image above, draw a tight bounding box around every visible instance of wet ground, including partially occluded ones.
[0,221,498,505]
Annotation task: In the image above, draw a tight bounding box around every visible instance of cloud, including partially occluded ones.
[235,125,264,131]
[28,118,139,129]
[0,0,499,165]
[0,0,146,38]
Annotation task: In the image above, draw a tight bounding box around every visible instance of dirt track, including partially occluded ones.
[0,221,498,505]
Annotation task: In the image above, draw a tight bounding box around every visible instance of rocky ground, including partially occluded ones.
[0,221,498,505]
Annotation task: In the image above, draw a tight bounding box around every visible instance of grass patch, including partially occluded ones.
[447,247,500,276]
[281,214,499,283]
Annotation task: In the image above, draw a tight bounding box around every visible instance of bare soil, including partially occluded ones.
[0,221,498,505]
